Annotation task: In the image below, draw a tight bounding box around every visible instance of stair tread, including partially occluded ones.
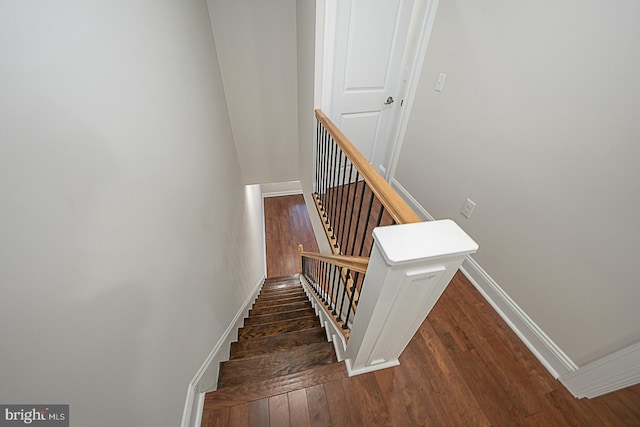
[238,316,320,340]
[258,288,305,299]
[262,278,301,290]
[204,362,347,411]
[243,308,317,326]
[264,274,300,283]
[253,294,309,308]
[250,300,311,316]
[218,342,337,388]
[230,327,327,359]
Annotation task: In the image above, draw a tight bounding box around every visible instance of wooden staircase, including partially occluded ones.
[201,274,347,424]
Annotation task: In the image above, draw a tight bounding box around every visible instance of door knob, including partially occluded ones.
[384,96,394,105]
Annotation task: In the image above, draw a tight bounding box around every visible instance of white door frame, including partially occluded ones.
[314,0,441,183]
[385,0,440,182]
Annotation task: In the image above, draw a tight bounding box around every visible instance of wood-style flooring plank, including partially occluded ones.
[264,195,319,278]
[269,393,290,427]
[341,373,392,427]
[409,325,490,426]
[248,399,269,427]
[323,379,355,427]
[228,403,249,427]
[305,384,331,427]
[373,368,414,427]
[287,389,311,427]
[200,407,229,427]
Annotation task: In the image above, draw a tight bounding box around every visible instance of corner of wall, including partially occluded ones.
[558,341,640,398]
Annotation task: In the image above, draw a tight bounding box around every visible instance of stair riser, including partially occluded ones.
[250,301,311,316]
[204,362,348,411]
[263,274,299,283]
[218,342,337,388]
[258,289,306,299]
[229,327,327,360]
[252,295,309,309]
[238,317,320,340]
[262,281,300,290]
[243,309,317,326]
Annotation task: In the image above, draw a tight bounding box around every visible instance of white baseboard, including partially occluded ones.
[344,358,400,377]
[180,275,265,427]
[460,257,577,378]
[391,177,640,398]
[261,181,303,198]
[559,341,640,398]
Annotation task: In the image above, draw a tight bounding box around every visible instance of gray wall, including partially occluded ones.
[0,1,265,425]
[208,0,300,185]
[395,0,640,365]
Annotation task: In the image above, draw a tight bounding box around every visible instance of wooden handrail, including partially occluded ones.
[315,109,422,225]
[297,245,369,274]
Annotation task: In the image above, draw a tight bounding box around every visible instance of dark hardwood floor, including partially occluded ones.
[206,194,640,426]
[264,195,319,278]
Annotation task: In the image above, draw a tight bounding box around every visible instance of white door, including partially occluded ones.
[327,0,415,175]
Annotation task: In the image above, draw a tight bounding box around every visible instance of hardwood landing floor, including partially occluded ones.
[214,194,640,426]
[264,195,319,278]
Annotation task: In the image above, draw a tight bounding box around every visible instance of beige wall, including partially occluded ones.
[208,0,300,185]
[395,0,640,365]
[0,1,265,425]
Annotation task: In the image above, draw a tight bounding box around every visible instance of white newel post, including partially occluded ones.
[344,219,479,376]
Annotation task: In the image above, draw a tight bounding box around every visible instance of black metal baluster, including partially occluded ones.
[358,187,376,257]
[343,271,359,329]
[315,120,321,194]
[331,264,339,315]
[317,126,325,203]
[320,127,330,222]
[326,137,337,229]
[348,176,366,257]
[324,263,333,306]
[363,203,386,257]
[340,162,355,254]
[329,143,341,248]
[336,151,348,252]
[339,269,354,329]
[307,257,312,290]
[334,267,345,322]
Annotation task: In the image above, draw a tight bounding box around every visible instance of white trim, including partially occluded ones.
[262,189,304,198]
[192,393,204,427]
[559,341,640,398]
[180,275,265,427]
[386,0,441,181]
[345,358,400,376]
[260,181,303,198]
[459,258,577,378]
[320,0,337,115]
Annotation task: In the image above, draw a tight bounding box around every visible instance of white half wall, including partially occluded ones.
[207,0,300,185]
[393,179,640,397]
[0,1,265,426]
[394,0,640,368]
